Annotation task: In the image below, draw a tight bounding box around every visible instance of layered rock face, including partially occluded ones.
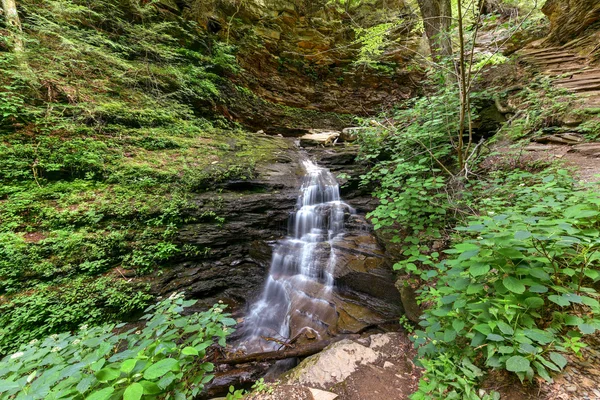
[153,142,399,334]
[542,0,600,44]
[184,0,423,133]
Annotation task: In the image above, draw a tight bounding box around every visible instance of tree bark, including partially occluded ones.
[2,0,23,51]
[417,0,452,59]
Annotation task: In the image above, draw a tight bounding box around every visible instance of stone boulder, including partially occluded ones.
[282,333,421,400]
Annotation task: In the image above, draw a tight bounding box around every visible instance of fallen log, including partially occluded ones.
[215,334,359,365]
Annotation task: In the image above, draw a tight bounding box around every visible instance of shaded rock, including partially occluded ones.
[398,285,422,324]
[542,0,600,44]
[189,0,423,133]
[330,220,402,312]
[533,133,584,145]
[571,143,600,157]
[151,146,304,309]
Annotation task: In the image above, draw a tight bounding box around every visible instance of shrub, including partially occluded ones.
[0,294,234,399]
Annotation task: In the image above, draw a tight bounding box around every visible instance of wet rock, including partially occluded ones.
[152,147,304,308]
[330,220,403,314]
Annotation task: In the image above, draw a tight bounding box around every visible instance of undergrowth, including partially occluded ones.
[357,74,600,399]
[0,0,284,354]
[0,294,234,400]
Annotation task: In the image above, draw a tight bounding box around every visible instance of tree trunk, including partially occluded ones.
[2,0,23,51]
[417,0,452,59]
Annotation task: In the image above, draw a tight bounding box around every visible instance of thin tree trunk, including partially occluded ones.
[417,0,453,59]
[2,0,23,52]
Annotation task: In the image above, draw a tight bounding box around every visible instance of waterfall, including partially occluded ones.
[239,160,355,352]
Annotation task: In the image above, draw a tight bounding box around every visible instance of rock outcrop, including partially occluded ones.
[184,0,423,133]
[154,142,398,333]
[542,0,600,44]
[281,333,421,400]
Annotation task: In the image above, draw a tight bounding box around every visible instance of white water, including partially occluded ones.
[239,160,355,351]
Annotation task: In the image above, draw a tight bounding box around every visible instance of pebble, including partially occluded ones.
[566,385,578,393]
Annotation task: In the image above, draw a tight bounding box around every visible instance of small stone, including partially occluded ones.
[566,385,578,392]
[308,388,338,400]
[383,361,395,369]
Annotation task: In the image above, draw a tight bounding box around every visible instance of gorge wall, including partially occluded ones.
[179,0,424,134]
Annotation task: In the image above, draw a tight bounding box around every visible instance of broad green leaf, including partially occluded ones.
[503,277,526,294]
[497,321,514,335]
[529,284,548,293]
[181,347,199,356]
[139,380,161,395]
[469,263,490,277]
[452,320,465,332]
[549,352,567,369]
[582,296,600,308]
[515,231,532,240]
[498,248,525,259]
[524,297,544,309]
[548,295,570,307]
[85,387,114,400]
[533,361,553,383]
[524,329,554,344]
[121,359,137,374]
[487,334,504,342]
[498,346,514,354]
[506,356,530,372]
[578,324,596,334]
[0,380,19,393]
[124,383,144,400]
[143,358,179,380]
[95,368,120,382]
[444,329,457,342]
[565,315,583,326]
[584,269,600,280]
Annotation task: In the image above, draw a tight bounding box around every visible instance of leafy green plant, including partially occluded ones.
[0,293,234,399]
[407,169,600,398]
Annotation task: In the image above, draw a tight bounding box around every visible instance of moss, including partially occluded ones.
[0,0,291,352]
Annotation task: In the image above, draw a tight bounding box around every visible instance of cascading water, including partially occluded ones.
[239,160,355,352]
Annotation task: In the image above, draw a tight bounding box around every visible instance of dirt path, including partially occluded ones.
[523,142,600,183]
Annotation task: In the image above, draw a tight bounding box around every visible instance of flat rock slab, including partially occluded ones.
[282,333,421,400]
[299,131,341,147]
[571,143,600,157]
[243,385,338,400]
